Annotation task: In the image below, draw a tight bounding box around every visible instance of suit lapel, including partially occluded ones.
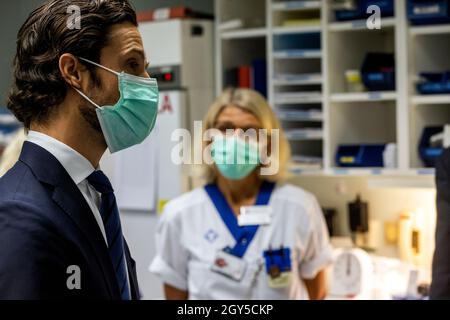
[52,184,121,299]
[20,142,121,299]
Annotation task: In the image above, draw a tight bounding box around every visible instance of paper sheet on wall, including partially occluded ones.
[112,126,159,212]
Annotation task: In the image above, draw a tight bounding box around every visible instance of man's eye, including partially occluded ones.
[129,62,140,69]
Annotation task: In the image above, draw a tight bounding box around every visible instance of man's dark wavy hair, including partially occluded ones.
[7,0,138,129]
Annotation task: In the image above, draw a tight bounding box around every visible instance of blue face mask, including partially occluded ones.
[211,135,260,180]
[74,57,159,153]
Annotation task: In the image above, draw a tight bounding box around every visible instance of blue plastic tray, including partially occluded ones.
[335,0,394,21]
[336,144,386,168]
[419,126,444,167]
[417,72,450,94]
[361,53,396,91]
[408,0,450,25]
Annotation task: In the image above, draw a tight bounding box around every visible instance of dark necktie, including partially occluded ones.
[87,170,131,300]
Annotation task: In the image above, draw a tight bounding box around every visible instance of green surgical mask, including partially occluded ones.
[74,57,159,153]
[211,135,260,180]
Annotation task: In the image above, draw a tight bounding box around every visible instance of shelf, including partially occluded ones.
[411,168,436,176]
[273,25,321,35]
[280,118,323,122]
[221,28,267,39]
[412,95,450,105]
[275,101,322,106]
[330,91,398,103]
[328,168,400,176]
[410,24,450,36]
[288,168,436,179]
[272,1,322,12]
[273,80,322,86]
[328,17,396,32]
[273,49,322,59]
[327,168,436,177]
[287,137,323,141]
[289,168,324,176]
[273,79,322,86]
[285,129,323,140]
[274,92,323,104]
[277,111,323,122]
[273,73,322,86]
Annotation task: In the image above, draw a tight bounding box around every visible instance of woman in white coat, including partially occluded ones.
[150,88,333,300]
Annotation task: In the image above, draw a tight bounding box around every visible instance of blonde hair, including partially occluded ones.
[201,88,291,183]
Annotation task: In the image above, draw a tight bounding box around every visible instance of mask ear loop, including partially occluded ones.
[78,57,121,76]
[74,57,121,110]
[73,87,102,110]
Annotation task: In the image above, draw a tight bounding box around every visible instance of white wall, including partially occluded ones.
[121,212,164,300]
[290,175,437,271]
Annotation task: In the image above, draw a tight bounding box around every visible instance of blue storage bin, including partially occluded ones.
[0,108,20,135]
[336,144,386,167]
[335,0,394,21]
[273,33,321,51]
[408,0,450,25]
[361,53,396,91]
[0,108,21,155]
[417,72,450,95]
[419,126,445,167]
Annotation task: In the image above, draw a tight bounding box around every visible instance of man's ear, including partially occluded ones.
[59,53,86,90]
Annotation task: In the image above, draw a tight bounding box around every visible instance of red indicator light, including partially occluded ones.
[164,73,173,81]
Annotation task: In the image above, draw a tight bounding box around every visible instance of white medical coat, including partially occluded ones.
[150,183,333,300]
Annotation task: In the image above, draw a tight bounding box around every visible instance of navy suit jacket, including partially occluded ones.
[431,148,450,299]
[0,142,140,299]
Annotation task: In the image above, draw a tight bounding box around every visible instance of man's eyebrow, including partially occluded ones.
[122,48,146,61]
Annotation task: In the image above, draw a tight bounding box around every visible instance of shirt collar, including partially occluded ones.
[27,131,96,185]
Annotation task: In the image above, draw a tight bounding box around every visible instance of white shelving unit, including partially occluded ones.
[272,0,325,171]
[272,50,322,59]
[328,17,396,32]
[330,91,398,103]
[412,95,450,105]
[272,0,322,11]
[407,6,450,170]
[215,0,450,177]
[220,28,268,39]
[410,24,450,36]
[273,25,322,34]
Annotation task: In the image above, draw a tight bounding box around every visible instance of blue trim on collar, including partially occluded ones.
[204,181,275,258]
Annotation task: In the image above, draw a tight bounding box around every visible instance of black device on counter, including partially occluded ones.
[322,208,337,237]
[348,195,369,233]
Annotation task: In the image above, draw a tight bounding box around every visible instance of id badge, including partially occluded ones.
[238,206,272,226]
[267,269,292,289]
[211,249,247,282]
[263,247,293,289]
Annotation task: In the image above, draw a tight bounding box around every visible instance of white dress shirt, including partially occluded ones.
[27,131,107,243]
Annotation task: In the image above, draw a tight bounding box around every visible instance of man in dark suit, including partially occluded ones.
[431,148,450,299]
[0,0,154,299]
